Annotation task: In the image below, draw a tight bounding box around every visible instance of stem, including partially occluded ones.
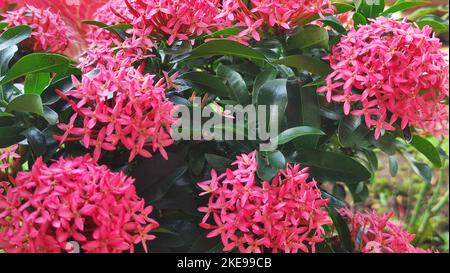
[407,181,431,232]
[416,160,448,240]
[431,190,449,214]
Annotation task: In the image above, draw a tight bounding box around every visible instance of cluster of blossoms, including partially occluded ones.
[11,0,108,33]
[0,145,20,180]
[233,0,335,37]
[198,151,331,253]
[318,17,449,139]
[0,156,158,253]
[1,5,73,53]
[55,62,177,162]
[92,0,334,45]
[338,209,432,253]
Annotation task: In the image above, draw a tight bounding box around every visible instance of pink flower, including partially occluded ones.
[338,208,435,253]
[236,0,335,32]
[54,63,177,162]
[0,155,159,253]
[1,5,73,53]
[198,151,331,253]
[0,145,20,177]
[319,17,449,139]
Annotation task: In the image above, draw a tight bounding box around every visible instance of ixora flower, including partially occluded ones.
[234,0,335,33]
[0,155,159,253]
[318,17,449,140]
[1,5,73,53]
[198,151,331,253]
[54,63,177,163]
[338,208,433,253]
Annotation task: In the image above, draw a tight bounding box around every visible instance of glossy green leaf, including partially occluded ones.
[204,154,233,173]
[257,150,286,181]
[352,12,368,27]
[24,72,50,95]
[403,152,433,183]
[410,136,442,168]
[0,45,18,76]
[0,25,32,51]
[186,40,267,62]
[252,68,277,104]
[22,127,46,156]
[273,55,331,77]
[5,94,56,124]
[216,64,250,105]
[0,126,25,148]
[328,208,353,252]
[388,155,399,177]
[355,0,385,18]
[256,79,288,129]
[338,115,370,148]
[288,149,372,183]
[320,16,347,34]
[287,25,329,50]
[272,126,324,146]
[381,1,426,16]
[1,53,71,85]
[370,133,397,155]
[181,71,230,97]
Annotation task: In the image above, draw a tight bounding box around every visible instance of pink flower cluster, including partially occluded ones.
[1,5,73,53]
[55,62,177,163]
[318,17,449,139]
[338,208,433,253]
[0,145,20,175]
[235,0,335,37]
[0,155,159,253]
[198,151,331,253]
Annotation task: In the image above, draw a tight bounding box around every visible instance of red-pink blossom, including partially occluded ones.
[234,0,335,33]
[338,208,434,253]
[1,5,73,53]
[318,17,449,139]
[0,145,20,176]
[0,155,158,253]
[54,63,177,163]
[198,151,331,253]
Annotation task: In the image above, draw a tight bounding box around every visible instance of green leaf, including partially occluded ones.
[22,127,46,157]
[5,94,55,124]
[322,191,346,209]
[381,1,426,16]
[403,152,433,183]
[334,2,355,13]
[288,149,372,183]
[287,25,329,50]
[328,208,353,252]
[0,25,32,51]
[355,0,385,18]
[338,115,370,148]
[181,71,230,97]
[252,68,278,105]
[370,133,398,155]
[204,154,233,173]
[320,16,347,34]
[273,55,331,77]
[410,136,442,168]
[352,12,368,27]
[24,72,50,95]
[0,126,25,148]
[186,40,267,62]
[272,126,324,146]
[216,64,250,105]
[202,27,241,39]
[416,15,449,33]
[388,155,399,177]
[257,150,286,181]
[81,20,109,28]
[287,81,322,149]
[1,53,71,85]
[0,45,18,76]
[256,79,288,129]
